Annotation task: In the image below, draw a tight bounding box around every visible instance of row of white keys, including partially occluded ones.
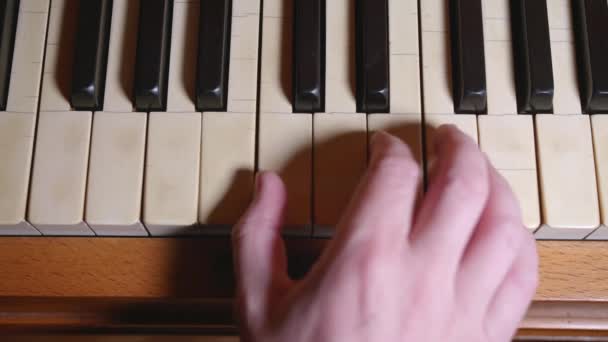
[535,0,600,239]
[420,0,478,163]
[478,0,540,230]
[258,0,313,235]
[0,0,50,234]
[86,0,147,236]
[28,0,94,235]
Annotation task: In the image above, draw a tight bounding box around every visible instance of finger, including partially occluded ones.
[456,163,530,313]
[483,234,539,340]
[411,124,490,277]
[232,171,292,317]
[334,130,421,249]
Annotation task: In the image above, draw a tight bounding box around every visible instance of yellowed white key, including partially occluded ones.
[258,113,312,234]
[28,112,93,235]
[85,113,147,236]
[166,0,198,112]
[420,0,478,169]
[102,0,138,113]
[84,0,146,236]
[478,116,540,229]
[534,115,599,239]
[0,0,50,234]
[478,0,540,230]
[227,0,260,113]
[533,1,601,239]
[588,115,608,240]
[325,0,354,114]
[259,0,292,113]
[198,0,260,233]
[313,114,366,236]
[28,0,94,235]
[144,113,201,236]
[199,112,256,232]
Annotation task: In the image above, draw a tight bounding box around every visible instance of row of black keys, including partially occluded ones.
[0,0,607,113]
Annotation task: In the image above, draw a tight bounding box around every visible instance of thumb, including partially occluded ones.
[232,171,292,319]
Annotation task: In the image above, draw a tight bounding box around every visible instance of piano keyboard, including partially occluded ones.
[0,0,607,240]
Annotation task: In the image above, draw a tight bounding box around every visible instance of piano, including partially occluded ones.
[0,0,607,339]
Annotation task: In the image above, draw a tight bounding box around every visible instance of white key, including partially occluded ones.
[199,112,255,231]
[0,0,49,234]
[425,115,479,172]
[0,113,39,234]
[102,0,139,113]
[144,112,201,236]
[313,114,366,236]
[478,116,540,229]
[28,0,94,235]
[258,113,312,235]
[166,0,198,112]
[227,0,260,113]
[420,0,453,115]
[259,0,292,113]
[85,113,147,236]
[390,0,420,114]
[84,0,146,235]
[28,112,93,235]
[368,113,423,168]
[478,0,540,230]
[534,115,600,239]
[325,0,355,114]
[588,115,608,240]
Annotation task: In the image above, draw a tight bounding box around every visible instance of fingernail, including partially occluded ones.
[370,131,391,160]
[254,171,264,199]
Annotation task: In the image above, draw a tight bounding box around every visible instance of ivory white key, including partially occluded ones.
[535,115,599,239]
[421,0,478,166]
[28,0,95,235]
[28,111,93,235]
[144,112,201,236]
[166,0,198,112]
[534,0,601,238]
[588,115,608,240]
[478,116,540,229]
[258,113,312,235]
[198,0,260,234]
[0,0,49,234]
[478,0,540,230]
[199,113,255,232]
[259,0,312,234]
[314,114,366,236]
[85,113,147,236]
[312,0,364,235]
[84,0,147,236]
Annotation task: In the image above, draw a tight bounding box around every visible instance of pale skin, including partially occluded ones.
[232,124,539,342]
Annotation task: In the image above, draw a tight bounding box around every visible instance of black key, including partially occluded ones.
[70,0,113,111]
[511,0,553,114]
[449,0,486,114]
[292,0,324,113]
[355,0,389,113]
[572,0,608,113]
[133,0,173,112]
[0,0,19,111]
[196,0,231,112]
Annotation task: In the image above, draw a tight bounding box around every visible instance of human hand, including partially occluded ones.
[232,125,539,342]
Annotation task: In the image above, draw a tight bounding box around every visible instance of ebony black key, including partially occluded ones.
[292,0,324,113]
[511,0,553,114]
[133,0,173,112]
[572,0,608,113]
[449,0,486,114]
[70,0,113,111]
[0,0,19,111]
[355,0,389,113]
[196,0,231,112]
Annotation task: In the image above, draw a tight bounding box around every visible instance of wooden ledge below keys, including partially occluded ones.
[0,238,606,336]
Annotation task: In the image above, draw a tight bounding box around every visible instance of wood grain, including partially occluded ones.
[0,238,606,333]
